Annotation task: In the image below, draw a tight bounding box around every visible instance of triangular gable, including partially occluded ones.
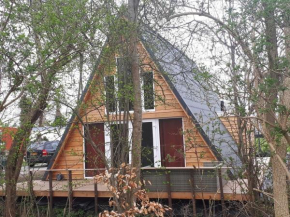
[43,30,241,180]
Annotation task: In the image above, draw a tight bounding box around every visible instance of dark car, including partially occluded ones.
[26,141,59,167]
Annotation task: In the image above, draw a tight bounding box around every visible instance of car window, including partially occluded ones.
[45,143,53,149]
[45,141,59,149]
[29,141,46,150]
[51,141,59,149]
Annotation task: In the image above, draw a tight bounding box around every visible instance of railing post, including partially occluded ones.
[94,170,99,216]
[218,168,226,217]
[140,169,144,190]
[190,168,197,217]
[68,170,73,214]
[48,171,53,217]
[165,170,173,217]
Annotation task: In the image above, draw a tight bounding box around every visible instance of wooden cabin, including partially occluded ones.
[42,29,243,200]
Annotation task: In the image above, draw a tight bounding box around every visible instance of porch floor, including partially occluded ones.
[0,179,247,200]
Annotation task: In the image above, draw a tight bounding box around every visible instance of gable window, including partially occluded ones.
[105,76,116,112]
[142,72,154,110]
[105,59,154,113]
[117,58,134,111]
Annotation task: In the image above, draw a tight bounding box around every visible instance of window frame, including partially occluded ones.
[141,71,155,112]
[83,118,185,179]
[104,58,155,114]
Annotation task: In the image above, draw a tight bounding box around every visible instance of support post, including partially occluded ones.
[190,169,197,217]
[218,168,226,217]
[68,170,73,214]
[48,171,53,217]
[94,176,99,215]
[140,169,144,190]
[165,170,173,217]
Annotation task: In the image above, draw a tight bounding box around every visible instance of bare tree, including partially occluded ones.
[162,0,290,216]
[0,1,104,216]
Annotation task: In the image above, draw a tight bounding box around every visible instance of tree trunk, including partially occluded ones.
[5,73,53,216]
[128,0,142,179]
[5,123,34,217]
[272,140,289,217]
[262,2,290,216]
[127,0,142,209]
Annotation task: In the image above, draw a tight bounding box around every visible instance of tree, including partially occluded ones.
[163,0,290,216]
[0,1,103,216]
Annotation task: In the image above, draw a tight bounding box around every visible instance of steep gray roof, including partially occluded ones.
[141,29,241,167]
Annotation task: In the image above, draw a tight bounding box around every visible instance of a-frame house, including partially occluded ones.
[43,29,242,200]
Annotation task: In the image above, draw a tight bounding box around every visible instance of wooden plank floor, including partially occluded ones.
[0,179,247,200]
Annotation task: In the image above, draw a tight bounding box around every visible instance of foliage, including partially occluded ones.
[0,0,106,215]
[96,163,170,217]
[152,0,290,215]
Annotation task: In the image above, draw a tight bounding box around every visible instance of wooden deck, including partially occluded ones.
[0,167,248,202]
[0,179,111,198]
[0,179,246,201]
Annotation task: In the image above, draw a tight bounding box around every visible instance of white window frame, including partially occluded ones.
[104,121,133,167]
[83,123,108,179]
[142,119,161,168]
[83,118,184,178]
[141,71,155,112]
[104,58,155,114]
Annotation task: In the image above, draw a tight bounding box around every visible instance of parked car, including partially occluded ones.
[25,141,59,167]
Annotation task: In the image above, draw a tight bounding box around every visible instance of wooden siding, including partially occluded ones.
[219,116,240,144]
[52,124,84,180]
[50,42,217,178]
[219,116,254,146]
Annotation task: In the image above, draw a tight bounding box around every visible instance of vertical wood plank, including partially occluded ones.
[165,170,173,217]
[218,168,226,217]
[94,175,99,215]
[190,169,197,217]
[140,169,144,190]
[68,170,73,214]
[49,171,53,217]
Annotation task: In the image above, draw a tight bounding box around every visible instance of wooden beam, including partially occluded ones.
[166,170,173,217]
[218,169,227,217]
[190,169,197,217]
[0,188,247,201]
[94,178,98,215]
[68,170,73,214]
[218,168,227,217]
[49,171,53,217]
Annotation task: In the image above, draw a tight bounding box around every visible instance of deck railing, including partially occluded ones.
[141,167,219,192]
[140,167,227,215]
[42,167,227,217]
[45,169,104,216]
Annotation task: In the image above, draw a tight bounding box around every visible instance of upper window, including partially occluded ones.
[105,76,116,112]
[117,58,134,112]
[105,58,154,113]
[142,72,154,110]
